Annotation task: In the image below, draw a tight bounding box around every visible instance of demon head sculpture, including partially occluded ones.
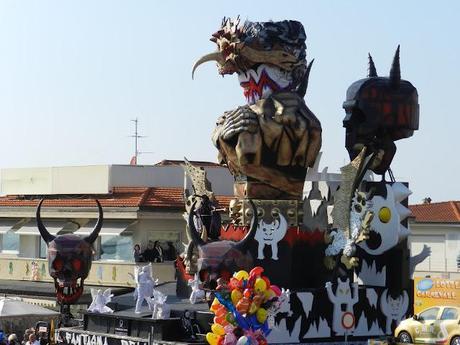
[187,200,258,289]
[36,199,103,304]
[193,17,311,104]
[343,46,419,174]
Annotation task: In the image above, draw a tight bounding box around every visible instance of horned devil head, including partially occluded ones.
[36,199,103,304]
[187,200,258,289]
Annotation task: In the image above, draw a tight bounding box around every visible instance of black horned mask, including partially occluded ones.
[342,46,419,175]
[36,199,103,304]
[187,200,258,289]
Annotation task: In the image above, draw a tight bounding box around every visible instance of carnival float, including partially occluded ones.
[37,17,426,345]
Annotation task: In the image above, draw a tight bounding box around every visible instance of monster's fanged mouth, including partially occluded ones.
[365,230,382,251]
[55,278,84,304]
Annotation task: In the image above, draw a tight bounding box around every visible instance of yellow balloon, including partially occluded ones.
[210,297,220,312]
[254,278,267,293]
[264,288,275,300]
[234,270,249,281]
[231,289,243,305]
[256,308,268,324]
[206,332,220,345]
[211,323,226,336]
[248,302,258,315]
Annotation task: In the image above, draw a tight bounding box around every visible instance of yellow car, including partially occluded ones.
[395,306,460,345]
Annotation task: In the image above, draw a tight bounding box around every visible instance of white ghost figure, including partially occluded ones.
[149,289,170,319]
[188,273,205,304]
[326,278,359,335]
[358,183,411,255]
[133,264,158,313]
[255,214,288,260]
[380,289,409,334]
[88,288,114,313]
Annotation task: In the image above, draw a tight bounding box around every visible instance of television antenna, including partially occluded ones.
[130,118,154,165]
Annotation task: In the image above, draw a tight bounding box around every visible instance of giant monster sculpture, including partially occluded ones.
[36,199,103,305]
[185,17,423,344]
[193,18,321,199]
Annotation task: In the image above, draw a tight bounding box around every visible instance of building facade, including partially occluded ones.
[409,201,460,280]
[0,161,233,288]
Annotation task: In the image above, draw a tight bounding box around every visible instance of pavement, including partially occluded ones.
[0,279,133,305]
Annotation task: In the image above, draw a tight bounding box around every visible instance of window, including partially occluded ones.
[440,308,458,320]
[39,237,47,259]
[419,307,440,321]
[2,230,19,253]
[100,233,133,261]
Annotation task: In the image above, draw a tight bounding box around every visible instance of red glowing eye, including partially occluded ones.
[220,269,231,281]
[72,258,82,271]
[199,270,209,282]
[52,258,63,271]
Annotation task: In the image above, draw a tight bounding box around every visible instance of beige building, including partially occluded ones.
[0,161,233,288]
[409,201,460,280]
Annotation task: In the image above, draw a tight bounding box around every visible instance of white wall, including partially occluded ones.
[1,164,234,196]
[409,222,460,279]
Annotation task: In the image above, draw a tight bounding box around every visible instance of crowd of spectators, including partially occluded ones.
[133,240,177,263]
[0,327,49,345]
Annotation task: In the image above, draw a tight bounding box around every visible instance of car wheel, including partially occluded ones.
[451,336,460,345]
[399,331,413,343]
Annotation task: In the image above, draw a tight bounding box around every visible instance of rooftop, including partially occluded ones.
[409,201,460,223]
[0,186,233,210]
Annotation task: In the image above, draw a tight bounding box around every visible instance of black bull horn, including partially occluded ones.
[36,199,103,244]
[187,200,258,251]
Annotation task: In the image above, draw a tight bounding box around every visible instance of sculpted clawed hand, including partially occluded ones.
[220,106,259,141]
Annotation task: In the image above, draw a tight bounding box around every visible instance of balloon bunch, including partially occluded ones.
[206,266,282,345]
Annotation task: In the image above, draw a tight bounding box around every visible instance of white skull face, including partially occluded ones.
[358,183,411,256]
[255,215,288,243]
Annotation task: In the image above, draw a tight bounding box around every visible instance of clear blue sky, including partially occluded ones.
[0,0,458,204]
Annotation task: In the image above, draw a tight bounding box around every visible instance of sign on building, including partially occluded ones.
[414,277,460,313]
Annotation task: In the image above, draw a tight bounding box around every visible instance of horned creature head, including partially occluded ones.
[36,199,103,304]
[193,18,313,104]
[187,199,258,289]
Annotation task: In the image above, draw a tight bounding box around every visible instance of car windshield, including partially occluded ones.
[440,308,458,320]
[419,307,440,321]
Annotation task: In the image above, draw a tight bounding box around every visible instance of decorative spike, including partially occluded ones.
[389,45,401,87]
[398,225,411,241]
[368,53,378,77]
[396,203,412,221]
[391,183,412,203]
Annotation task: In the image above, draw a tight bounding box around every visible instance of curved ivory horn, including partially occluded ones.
[235,200,258,251]
[192,52,223,79]
[187,201,206,247]
[84,200,103,244]
[36,199,56,244]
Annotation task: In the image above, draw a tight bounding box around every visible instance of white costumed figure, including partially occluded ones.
[133,264,157,313]
[326,279,359,335]
[255,214,288,260]
[380,289,409,334]
[149,289,170,319]
[88,288,114,313]
[188,273,205,304]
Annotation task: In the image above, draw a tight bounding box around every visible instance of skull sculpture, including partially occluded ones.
[36,199,103,304]
[187,200,258,289]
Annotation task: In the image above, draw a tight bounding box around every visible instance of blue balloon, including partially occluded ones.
[232,309,250,330]
[214,292,235,312]
[261,320,271,336]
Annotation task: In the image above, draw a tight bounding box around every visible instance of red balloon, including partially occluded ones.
[250,266,264,277]
[243,288,253,298]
